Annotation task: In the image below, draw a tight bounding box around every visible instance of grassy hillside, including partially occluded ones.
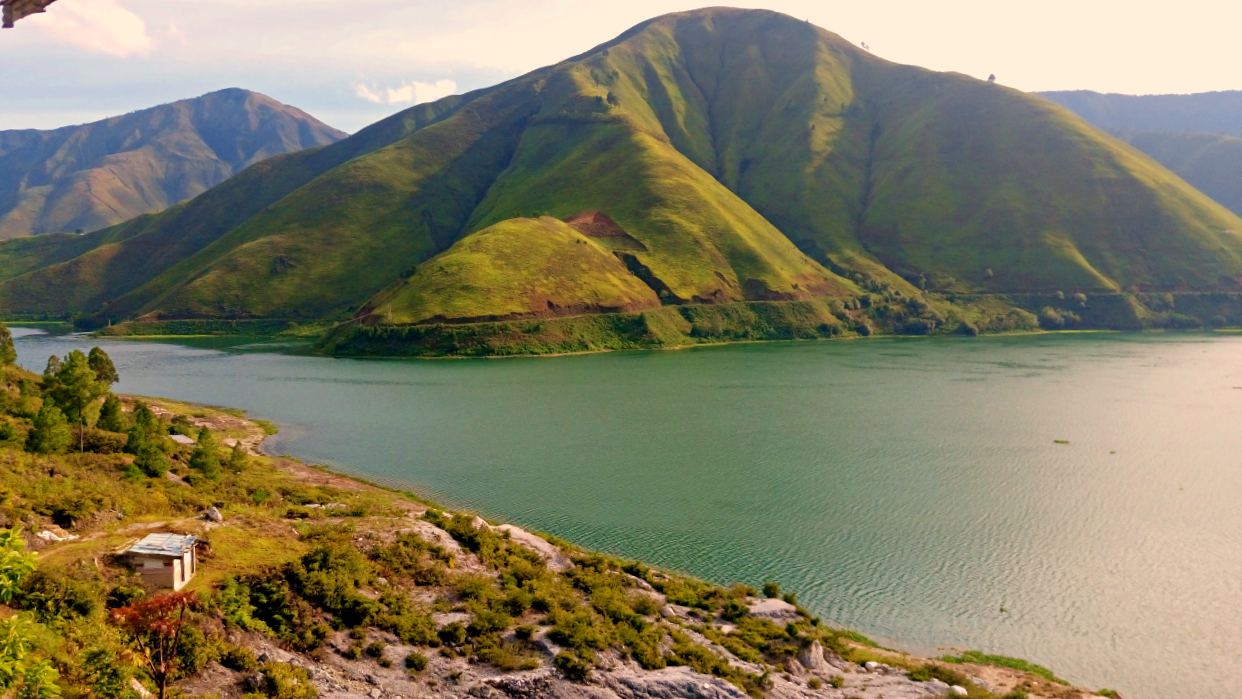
[2,9,1242,352]
[1124,131,1242,216]
[366,217,661,324]
[0,89,345,240]
[1042,90,1242,217]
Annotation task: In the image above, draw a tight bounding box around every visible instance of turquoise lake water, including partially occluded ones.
[14,329,1242,698]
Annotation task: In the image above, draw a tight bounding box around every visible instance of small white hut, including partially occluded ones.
[124,533,198,590]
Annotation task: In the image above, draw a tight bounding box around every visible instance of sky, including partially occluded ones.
[2,0,1241,133]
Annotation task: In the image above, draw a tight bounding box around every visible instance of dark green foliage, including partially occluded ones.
[290,544,379,627]
[762,581,781,599]
[80,647,132,699]
[438,622,467,647]
[0,324,15,366]
[87,347,119,386]
[42,350,105,427]
[19,567,102,621]
[188,428,221,480]
[404,651,428,672]
[125,403,170,477]
[227,442,249,472]
[553,650,593,682]
[97,394,126,432]
[81,428,127,454]
[25,404,71,454]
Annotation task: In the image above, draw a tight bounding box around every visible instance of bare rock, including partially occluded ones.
[747,597,799,620]
[598,666,749,698]
[495,524,573,572]
[796,640,827,673]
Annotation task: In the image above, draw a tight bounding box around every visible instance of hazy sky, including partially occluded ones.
[2,0,1241,133]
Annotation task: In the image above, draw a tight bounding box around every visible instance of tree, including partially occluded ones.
[25,405,71,455]
[188,428,220,480]
[43,351,107,452]
[125,404,169,477]
[87,347,119,387]
[111,592,197,699]
[44,351,104,427]
[98,395,127,433]
[226,442,248,472]
[0,324,15,366]
[988,73,997,83]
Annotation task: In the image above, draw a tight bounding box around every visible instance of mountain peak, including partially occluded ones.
[0,90,346,239]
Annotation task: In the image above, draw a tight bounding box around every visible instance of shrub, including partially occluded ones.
[81,428,127,454]
[762,581,781,599]
[437,622,467,647]
[221,645,260,672]
[255,662,317,699]
[478,640,540,672]
[404,651,428,673]
[553,651,592,681]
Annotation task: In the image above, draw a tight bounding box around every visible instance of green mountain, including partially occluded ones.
[4,9,1242,354]
[0,88,345,239]
[1042,90,1242,215]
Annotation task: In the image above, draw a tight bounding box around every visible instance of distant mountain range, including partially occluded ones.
[3,9,1242,355]
[0,88,345,239]
[1042,90,1242,216]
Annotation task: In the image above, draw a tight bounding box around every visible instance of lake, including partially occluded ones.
[13,328,1242,698]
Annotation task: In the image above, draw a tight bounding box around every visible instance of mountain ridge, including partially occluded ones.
[1041,89,1242,216]
[5,8,1242,354]
[0,88,346,239]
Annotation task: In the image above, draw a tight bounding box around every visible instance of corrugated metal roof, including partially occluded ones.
[126,533,197,557]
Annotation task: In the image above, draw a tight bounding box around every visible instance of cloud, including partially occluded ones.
[27,0,154,57]
[353,79,458,106]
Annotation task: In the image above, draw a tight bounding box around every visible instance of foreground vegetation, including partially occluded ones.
[0,323,1109,698]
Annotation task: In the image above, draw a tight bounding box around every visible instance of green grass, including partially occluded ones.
[371,217,661,323]
[941,650,1066,684]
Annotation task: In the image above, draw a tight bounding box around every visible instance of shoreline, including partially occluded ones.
[197,398,1106,698]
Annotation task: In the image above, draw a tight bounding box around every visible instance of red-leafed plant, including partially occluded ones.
[111,591,197,699]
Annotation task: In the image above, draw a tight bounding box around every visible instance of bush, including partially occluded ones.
[762,581,781,599]
[404,651,428,673]
[254,662,317,699]
[221,645,260,672]
[81,428,127,454]
[437,622,467,647]
[554,651,592,682]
